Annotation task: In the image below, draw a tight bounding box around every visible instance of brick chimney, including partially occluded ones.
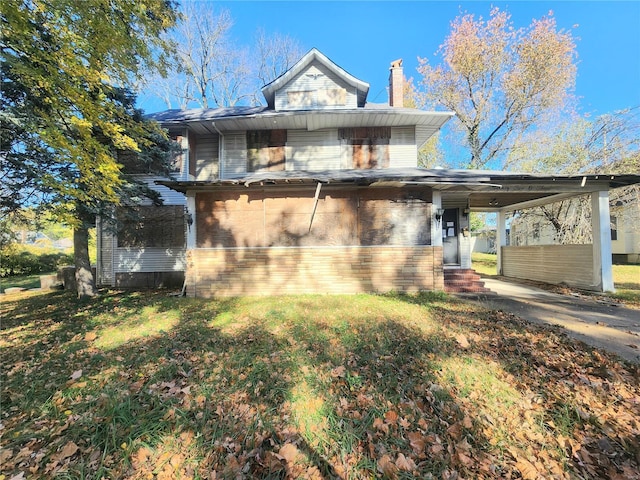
[389,58,403,107]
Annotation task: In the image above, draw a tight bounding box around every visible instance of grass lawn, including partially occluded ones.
[472,252,640,306]
[1,289,638,479]
[0,272,55,294]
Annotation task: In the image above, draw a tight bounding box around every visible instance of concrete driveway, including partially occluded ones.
[462,277,640,363]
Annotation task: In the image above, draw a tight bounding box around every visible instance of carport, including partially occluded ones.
[435,171,640,292]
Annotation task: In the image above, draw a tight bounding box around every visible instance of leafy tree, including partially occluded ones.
[1,0,178,298]
[418,7,577,169]
[402,76,445,168]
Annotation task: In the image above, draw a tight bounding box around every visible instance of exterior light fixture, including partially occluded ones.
[435,207,445,223]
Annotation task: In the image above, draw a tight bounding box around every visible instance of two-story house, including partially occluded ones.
[96,49,639,296]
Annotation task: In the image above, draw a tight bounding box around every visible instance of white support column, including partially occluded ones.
[186,192,197,249]
[591,190,614,292]
[432,191,442,247]
[496,210,507,275]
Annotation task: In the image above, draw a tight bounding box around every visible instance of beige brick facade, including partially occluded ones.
[186,246,443,297]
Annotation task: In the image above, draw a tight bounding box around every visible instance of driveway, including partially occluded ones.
[462,277,640,363]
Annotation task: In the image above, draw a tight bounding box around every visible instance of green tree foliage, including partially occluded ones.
[1,0,178,297]
[418,7,577,169]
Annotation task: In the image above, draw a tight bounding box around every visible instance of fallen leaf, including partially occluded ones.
[69,370,82,381]
[462,415,473,429]
[456,334,470,349]
[384,410,398,424]
[407,431,427,455]
[84,332,97,341]
[515,458,538,480]
[58,441,78,460]
[395,453,416,472]
[377,454,398,479]
[278,443,299,463]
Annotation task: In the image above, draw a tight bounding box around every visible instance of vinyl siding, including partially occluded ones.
[389,127,417,168]
[286,129,342,170]
[113,247,186,273]
[194,135,219,180]
[128,175,187,206]
[221,132,247,178]
[96,216,115,286]
[275,63,357,111]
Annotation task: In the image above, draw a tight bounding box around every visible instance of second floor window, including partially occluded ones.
[246,130,287,172]
[339,127,390,169]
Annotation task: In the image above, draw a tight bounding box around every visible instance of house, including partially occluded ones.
[508,187,640,264]
[610,189,640,264]
[96,49,640,295]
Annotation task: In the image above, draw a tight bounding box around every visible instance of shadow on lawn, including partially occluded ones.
[8,289,637,479]
[0,289,495,479]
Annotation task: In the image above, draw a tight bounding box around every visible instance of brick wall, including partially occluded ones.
[186,246,443,297]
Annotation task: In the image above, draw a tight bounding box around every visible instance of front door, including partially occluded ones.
[442,209,459,265]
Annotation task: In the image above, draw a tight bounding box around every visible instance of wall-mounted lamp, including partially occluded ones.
[185,208,193,230]
[435,207,445,223]
[488,198,499,207]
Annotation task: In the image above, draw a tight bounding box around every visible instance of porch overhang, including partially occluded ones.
[157,169,640,204]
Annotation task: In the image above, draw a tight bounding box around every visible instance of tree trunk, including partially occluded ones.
[74,223,98,299]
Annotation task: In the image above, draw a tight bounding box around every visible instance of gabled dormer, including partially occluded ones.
[261,48,370,111]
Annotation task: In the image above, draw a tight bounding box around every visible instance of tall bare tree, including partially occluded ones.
[148,5,303,109]
[418,7,577,169]
[254,28,304,87]
[508,108,640,245]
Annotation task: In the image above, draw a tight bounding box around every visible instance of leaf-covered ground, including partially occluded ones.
[1,289,638,479]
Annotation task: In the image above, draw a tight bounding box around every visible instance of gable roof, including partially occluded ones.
[261,48,370,109]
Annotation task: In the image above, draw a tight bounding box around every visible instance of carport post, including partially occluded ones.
[496,210,507,276]
[591,190,614,292]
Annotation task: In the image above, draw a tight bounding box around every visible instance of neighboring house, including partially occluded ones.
[472,228,497,254]
[610,190,640,264]
[96,49,640,294]
[509,188,640,264]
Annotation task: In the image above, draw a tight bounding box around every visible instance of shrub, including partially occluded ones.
[0,244,73,277]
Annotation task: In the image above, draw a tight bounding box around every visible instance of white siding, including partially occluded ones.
[389,127,417,168]
[96,216,115,286]
[194,135,219,181]
[286,129,342,170]
[275,63,357,111]
[114,247,186,273]
[221,132,247,178]
[129,175,187,206]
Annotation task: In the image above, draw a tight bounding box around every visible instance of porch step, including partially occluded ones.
[444,269,492,294]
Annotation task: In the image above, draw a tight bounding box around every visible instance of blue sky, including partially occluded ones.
[188,0,640,117]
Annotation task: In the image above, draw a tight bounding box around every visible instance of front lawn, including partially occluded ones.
[1,290,637,479]
[0,272,55,293]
